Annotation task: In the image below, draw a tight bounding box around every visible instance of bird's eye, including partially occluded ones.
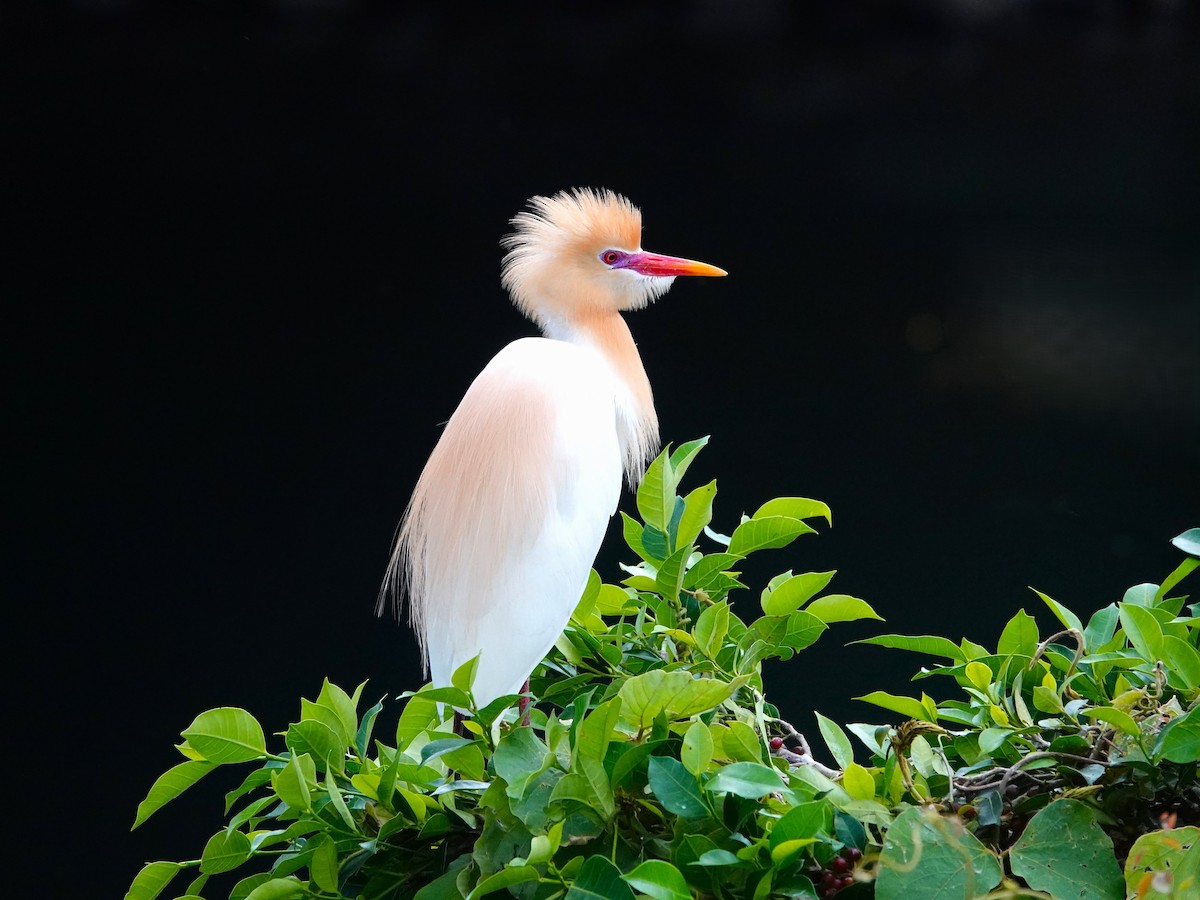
[601,250,622,265]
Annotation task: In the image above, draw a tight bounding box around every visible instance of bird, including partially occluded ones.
[379,188,726,710]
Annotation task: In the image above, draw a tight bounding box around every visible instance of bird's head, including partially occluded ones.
[501,188,726,328]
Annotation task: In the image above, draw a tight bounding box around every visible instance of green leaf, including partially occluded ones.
[761,570,835,616]
[1034,589,1085,636]
[1010,799,1124,899]
[181,708,266,764]
[315,679,358,745]
[1082,706,1140,738]
[124,862,182,900]
[200,828,251,875]
[1171,527,1200,557]
[815,711,854,768]
[706,761,783,798]
[655,547,690,601]
[1123,826,1200,898]
[805,594,883,624]
[676,480,717,552]
[670,436,710,483]
[551,766,613,819]
[617,670,740,730]
[620,513,651,561]
[286,720,343,772]
[1158,556,1200,602]
[1121,603,1165,663]
[681,720,714,775]
[842,763,875,801]
[272,752,316,812]
[451,655,480,694]
[1155,706,1200,764]
[721,720,765,763]
[684,552,743,592]
[243,878,304,900]
[1163,634,1200,686]
[875,807,1002,900]
[622,860,691,900]
[855,691,933,722]
[325,770,357,832]
[493,728,550,797]
[997,609,1039,656]
[595,583,636,615]
[752,496,832,525]
[132,760,215,829]
[1123,583,1159,607]
[728,516,815,556]
[395,694,439,750]
[468,866,540,899]
[308,835,339,892]
[638,444,676,531]
[642,524,670,561]
[770,800,830,848]
[568,855,636,900]
[1083,604,1120,654]
[693,601,730,658]
[647,756,708,819]
[853,634,965,661]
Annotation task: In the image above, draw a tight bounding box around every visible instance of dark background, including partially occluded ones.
[8,1,1199,893]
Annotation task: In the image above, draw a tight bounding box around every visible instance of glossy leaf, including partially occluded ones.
[647,756,708,819]
[200,829,251,875]
[997,608,1039,656]
[132,760,215,829]
[706,761,783,798]
[1171,527,1200,557]
[1155,706,1200,763]
[752,496,832,525]
[1123,826,1200,897]
[875,807,1001,900]
[1121,603,1165,663]
[815,711,854,769]
[617,670,739,730]
[855,691,933,722]
[622,860,691,900]
[124,862,181,900]
[804,593,882,624]
[181,708,266,764]
[567,855,636,900]
[728,516,814,556]
[761,570,834,616]
[853,634,965,661]
[681,720,714,775]
[1010,800,1124,899]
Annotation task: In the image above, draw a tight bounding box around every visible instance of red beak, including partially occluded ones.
[617,251,727,278]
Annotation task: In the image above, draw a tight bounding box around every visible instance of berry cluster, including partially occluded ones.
[811,847,861,897]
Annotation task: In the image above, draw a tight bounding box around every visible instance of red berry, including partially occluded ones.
[820,871,839,889]
[839,875,855,889]
[769,736,784,750]
[843,846,862,862]
[830,856,850,873]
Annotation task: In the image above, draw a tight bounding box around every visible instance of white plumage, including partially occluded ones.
[381,188,725,708]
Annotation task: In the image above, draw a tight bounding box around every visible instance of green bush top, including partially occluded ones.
[127,440,1199,900]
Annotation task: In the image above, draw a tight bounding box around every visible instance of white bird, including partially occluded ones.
[380,188,726,709]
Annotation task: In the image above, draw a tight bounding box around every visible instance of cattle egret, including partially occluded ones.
[380,188,726,709]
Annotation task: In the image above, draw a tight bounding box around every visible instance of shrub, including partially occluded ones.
[127,439,1199,900]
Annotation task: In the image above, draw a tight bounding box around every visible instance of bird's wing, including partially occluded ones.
[391,337,623,706]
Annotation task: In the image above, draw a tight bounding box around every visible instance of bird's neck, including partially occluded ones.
[545,309,659,485]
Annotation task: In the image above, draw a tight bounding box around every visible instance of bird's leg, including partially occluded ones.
[518,680,531,727]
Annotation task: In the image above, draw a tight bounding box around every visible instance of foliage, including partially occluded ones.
[127,440,1199,900]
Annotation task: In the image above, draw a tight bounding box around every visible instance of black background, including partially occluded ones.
[8,1,1200,893]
